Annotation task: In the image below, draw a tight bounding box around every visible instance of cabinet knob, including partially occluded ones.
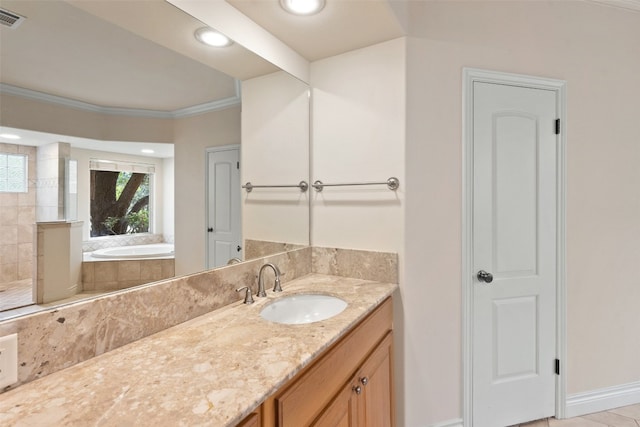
[352,385,362,395]
[360,377,368,386]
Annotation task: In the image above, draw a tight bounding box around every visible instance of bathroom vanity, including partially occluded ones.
[0,273,396,426]
[261,296,394,427]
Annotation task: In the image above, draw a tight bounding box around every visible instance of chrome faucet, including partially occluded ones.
[235,286,254,304]
[256,263,282,297]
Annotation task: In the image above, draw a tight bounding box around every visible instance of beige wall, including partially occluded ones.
[173,106,241,276]
[310,38,405,253]
[304,2,639,425]
[402,1,640,425]
[241,71,310,247]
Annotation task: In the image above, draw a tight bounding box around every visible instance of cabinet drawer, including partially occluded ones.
[276,297,392,427]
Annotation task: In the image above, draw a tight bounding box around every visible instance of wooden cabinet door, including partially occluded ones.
[358,332,394,427]
[314,331,395,427]
[312,379,358,427]
[276,299,393,427]
[237,411,261,427]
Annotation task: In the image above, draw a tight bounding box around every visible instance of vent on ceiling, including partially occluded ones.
[0,8,26,29]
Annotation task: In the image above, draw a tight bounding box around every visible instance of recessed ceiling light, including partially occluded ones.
[141,149,155,154]
[194,27,233,48]
[280,0,325,15]
[0,133,21,140]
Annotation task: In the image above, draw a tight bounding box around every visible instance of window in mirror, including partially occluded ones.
[90,160,154,237]
[0,153,28,193]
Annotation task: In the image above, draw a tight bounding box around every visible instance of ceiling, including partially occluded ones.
[0,0,278,112]
[0,0,405,156]
[227,0,406,61]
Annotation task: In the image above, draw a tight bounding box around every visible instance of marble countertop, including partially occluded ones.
[0,274,397,427]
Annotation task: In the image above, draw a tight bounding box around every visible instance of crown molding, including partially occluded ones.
[587,0,640,12]
[171,80,242,118]
[0,81,241,119]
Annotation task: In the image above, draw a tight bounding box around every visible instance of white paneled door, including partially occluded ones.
[472,82,558,426]
[207,146,241,269]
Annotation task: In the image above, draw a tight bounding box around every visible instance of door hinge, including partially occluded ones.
[555,359,560,375]
[555,118,561,135]
[237,161,240,169]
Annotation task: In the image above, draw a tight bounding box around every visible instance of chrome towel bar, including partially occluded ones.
[242,180,309,193]
[312,177,399,192]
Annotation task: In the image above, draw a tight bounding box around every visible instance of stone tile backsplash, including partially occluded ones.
[0,247,311,392]
[0,245,397,394]
[244,238,307,260]
[312,247,398,284]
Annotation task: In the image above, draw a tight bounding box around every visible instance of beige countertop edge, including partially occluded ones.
[0,273,398,427]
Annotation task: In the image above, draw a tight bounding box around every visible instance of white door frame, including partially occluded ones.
[205,144,241,269]
[462,68,567,425]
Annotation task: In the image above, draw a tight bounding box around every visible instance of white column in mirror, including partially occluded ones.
[163,157,175,243]
[241,71,310,248]
[36,142,70,222]
[35,221,83,304]
[65,158,78,220]
[0,334,18,389]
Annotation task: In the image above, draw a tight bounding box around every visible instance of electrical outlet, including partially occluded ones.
[0,334,18,389]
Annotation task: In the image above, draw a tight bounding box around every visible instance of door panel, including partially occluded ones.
[214,241,234,267]
[207,147,241,269]
[361,333,394,427]
[472,82,557,427]
[494,113,538,276]
[213,162,232,231]
[493,296,538,381]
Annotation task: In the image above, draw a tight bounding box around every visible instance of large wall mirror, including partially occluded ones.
[0,0,310,317]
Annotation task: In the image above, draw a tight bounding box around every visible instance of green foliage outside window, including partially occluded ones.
[91,170,151,237]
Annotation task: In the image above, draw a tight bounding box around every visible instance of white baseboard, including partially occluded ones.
[429,419,464,427]
[565,381,640,418]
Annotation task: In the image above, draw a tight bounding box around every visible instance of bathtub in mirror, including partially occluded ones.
[0,0,309,315]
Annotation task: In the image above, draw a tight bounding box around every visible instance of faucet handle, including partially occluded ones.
[273,277,282,293]
[236,286,254,304]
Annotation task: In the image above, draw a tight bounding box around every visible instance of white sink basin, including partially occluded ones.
[260,294,347,325]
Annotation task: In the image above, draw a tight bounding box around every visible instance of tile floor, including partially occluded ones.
[515,403,640,427]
